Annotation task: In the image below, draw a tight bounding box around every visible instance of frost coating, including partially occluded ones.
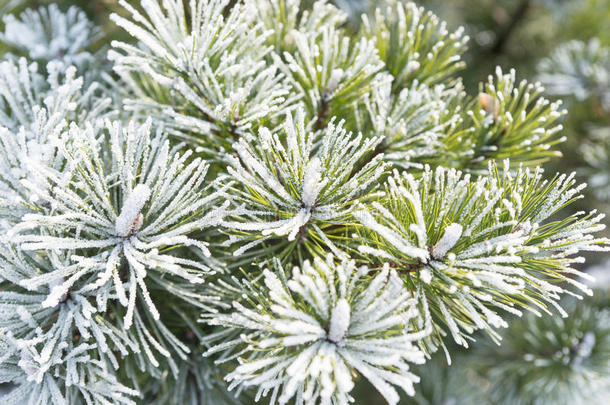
[356,163,609,350]
[327,298,350,345]
[207,256,429,405]
[0,58,112,228]
[0,5,100,67]
[110,0,291,144]
[431,223,463,259]
[222,107,386,259]
[115,184,151,237]
[0,0,608,403]
[301,157,324,208]
[11,119,224,332]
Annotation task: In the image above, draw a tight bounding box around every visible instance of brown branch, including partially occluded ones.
[314,97,330,131]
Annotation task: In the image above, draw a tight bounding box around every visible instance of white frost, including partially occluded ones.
[327,298,350,345]
[431,223,463,259]
[326,68,344,93]
[302,157,323,207]
[115,184,151,237]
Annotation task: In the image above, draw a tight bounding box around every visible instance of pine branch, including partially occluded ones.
[221,108,386,262]
[206,255,429,405]
[110,0,292,152]
[449,67,566,171]
[0,4,102,69]
[362,1,469,92]
[353,162,608,351]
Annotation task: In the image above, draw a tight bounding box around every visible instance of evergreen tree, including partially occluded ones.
[0,1,609,404]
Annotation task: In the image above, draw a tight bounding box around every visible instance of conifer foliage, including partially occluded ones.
[0,0,608,404]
